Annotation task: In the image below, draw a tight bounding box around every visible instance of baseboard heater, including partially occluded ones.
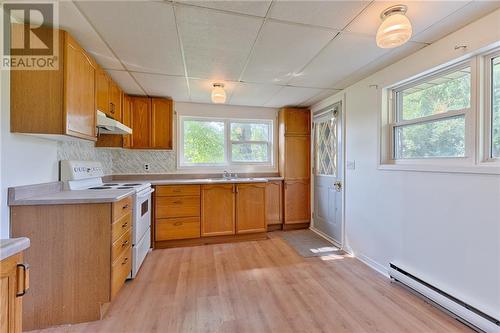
[389,263,500,333]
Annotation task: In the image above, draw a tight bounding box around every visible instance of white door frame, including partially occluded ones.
[310,94,346,250]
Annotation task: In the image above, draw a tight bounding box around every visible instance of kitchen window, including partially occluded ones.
[179,116,273,168]
[486,52,500,159]
[391,64,471,160]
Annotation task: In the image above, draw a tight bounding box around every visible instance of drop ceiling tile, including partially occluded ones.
[188,79,237,104]
[229,82,283,107]
[290,32,389,89]
[131,72,189,101]
[242,21,336,84]
[179,1,272,17]
[345,1,469,37]
[332,41,426,89]
[269,1,370,30]
[264,86,324,108]
[58,1,123,70]
[412,1,500,43]
[76,1,184,75]
[299,89,340,107]
[175,5,263,81]
[107,70,145,95]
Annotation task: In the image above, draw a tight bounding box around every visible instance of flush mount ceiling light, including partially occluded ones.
[211,83,226,104]
[376,5,412,49]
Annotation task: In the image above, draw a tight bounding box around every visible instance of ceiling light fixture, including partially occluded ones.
[376,5,412,49]
[211,83,226,104]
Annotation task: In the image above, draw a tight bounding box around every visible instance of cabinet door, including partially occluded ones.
[64,34,96,140]
[122,94,131,149]
[236,183,266,234]
[284,180,310,224]
[284,136,310,179]
[151,98,173,149]
[201,184,235,236]
[265,181,282,225]
[130,97,151,148]
[109,81,122,121]
[284,108,310,135]
[0,253,24,333]
[95,69,109,116]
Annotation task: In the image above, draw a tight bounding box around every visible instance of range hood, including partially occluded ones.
[96,110,132,135]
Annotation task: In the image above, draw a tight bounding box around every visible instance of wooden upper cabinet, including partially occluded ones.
[11,28,97,141]
[109,81,122,121]
[265,181,282,226]
[201,184,235,236]
[95,68,110,116]
[284,136,310,179]
[65,34,96,139]
[282,108,310,135]
[130,97,151,149]
[151,98,173,149]
[236,183,266,234]
[122,94,132,149]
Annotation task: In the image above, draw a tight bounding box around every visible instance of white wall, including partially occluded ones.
[313,10,500,319]
[0,69,59,238]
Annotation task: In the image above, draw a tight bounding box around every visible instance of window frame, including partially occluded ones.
[483,49,500,162]
[389,61,473,161]
[178,115,275,169]
[229,119,273,165]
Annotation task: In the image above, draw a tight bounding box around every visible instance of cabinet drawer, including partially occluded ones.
[156,217,200,241]
[111,228,131,262]
[111,245,131,299]
[113,196,132,221]
[156,196,200,218]
[112,212,132,242]
[156,185,200,197]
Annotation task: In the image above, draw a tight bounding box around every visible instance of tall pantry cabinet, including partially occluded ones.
[278,108,311,226]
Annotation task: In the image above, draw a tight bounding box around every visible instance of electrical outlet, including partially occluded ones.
[143,163,150,171]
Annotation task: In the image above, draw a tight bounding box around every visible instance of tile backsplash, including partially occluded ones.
[57,140,176,175]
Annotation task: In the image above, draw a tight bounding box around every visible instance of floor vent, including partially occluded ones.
[389,263,500,333]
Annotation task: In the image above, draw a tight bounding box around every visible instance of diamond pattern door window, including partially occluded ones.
[315,117,337,176]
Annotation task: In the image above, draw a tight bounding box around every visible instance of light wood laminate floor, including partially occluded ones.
[29,232,472,333]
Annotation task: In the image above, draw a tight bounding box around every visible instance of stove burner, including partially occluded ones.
[117,186,133,189]
[123,183,142,186]
[103,183,119,186]
[88,186,112,190]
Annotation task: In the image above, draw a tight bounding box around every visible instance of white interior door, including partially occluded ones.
[312,102,343,245]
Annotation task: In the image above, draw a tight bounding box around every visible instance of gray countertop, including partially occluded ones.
[8,188,135,206]
[147,176,283,185]
[0,237,30,261]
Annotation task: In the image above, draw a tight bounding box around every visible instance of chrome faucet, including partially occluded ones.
[223,170,231,179]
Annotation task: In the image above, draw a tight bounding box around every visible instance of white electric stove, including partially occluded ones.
[60,160,153,278]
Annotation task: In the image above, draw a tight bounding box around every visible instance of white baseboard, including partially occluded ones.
[355,253,389,278]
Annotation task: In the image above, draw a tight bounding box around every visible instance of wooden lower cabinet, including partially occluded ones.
[236,183,266,234]
[265,181,282,226]
[201,184,235,236]
[156,217,201,241]
[10,197,133,331]
[284,180,310,224]
[0,252,28,333]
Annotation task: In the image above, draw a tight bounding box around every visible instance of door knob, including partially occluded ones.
[333,181,342,192]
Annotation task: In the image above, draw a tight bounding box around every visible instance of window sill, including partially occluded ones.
[378,162,500,175]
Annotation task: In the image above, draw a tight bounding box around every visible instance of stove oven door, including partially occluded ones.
[134,188,154,245]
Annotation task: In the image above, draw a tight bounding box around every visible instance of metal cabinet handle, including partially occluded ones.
[122,240,129,247]
[122,257,128,265]
[173,189,181,193]
[174,222,183,226]
[173,200,181,204]
[121,222,128,228]
[110,102,115,114]
[16,263,29,297]
[122,204,129,209]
